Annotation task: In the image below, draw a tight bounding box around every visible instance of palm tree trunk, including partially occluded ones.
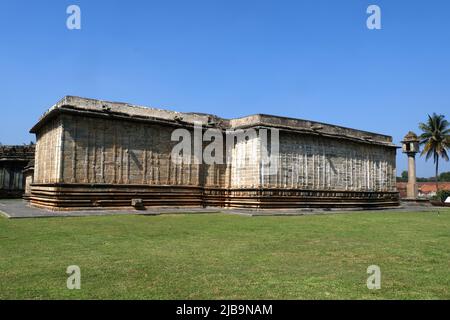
[435,156,439,193]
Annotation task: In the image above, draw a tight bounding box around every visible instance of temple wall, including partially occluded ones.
[54,114,252,189]
[24,172,33,195]
[58,114,204,186]
[0,165,24,192]
[228,134,260,188]
[29,106,398,209]
[34,118,62,184]
[34,115,396,192]
[260,132,397,192]
[0,145,35,198]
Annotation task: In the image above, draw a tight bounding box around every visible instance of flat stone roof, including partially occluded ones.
[30,96,396,147]
[0,145,35,162]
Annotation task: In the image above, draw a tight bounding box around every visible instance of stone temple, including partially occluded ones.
[28,96,399,210]
[0,145,35,198]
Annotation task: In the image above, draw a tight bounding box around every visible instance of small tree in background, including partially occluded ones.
[439,171,450,182]
[401,170,408,181]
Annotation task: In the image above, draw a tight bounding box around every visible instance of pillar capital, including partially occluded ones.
[401,131,420,155]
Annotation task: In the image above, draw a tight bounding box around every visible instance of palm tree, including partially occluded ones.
[418,113,450,192]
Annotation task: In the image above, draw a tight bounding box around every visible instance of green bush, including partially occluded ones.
[434,190,450,202]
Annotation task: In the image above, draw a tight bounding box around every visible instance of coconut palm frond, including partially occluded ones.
[441,149,449,162]
[418,122,431,132]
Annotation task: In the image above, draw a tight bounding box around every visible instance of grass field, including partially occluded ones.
[0,210,449,299]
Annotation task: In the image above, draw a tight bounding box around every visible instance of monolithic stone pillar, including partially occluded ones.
[401,132,420,199]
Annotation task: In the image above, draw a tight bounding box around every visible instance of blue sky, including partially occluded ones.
[0,0,449,176]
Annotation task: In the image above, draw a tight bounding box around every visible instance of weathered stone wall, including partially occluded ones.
[227,133,261,188]
[57,114,204,186]
[29,96,399,209]
[24,171,33,195]
[34,118,62,184]
[0,145,35,198]
[0,165,24,194]
[35,114,235,189]
[33,114,396,194]
[266,132,396,192]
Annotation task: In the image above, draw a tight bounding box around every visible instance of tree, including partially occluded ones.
[419,113,450,191]
[401,170,408,181]
[397,170,409,182]
[439,171,450,182]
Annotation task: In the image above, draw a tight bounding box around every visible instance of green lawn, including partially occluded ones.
[0,210,449,299]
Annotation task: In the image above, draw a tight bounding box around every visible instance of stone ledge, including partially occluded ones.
[0,199,441,219]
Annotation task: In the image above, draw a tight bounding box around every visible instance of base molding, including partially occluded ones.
[28,183,400,211]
